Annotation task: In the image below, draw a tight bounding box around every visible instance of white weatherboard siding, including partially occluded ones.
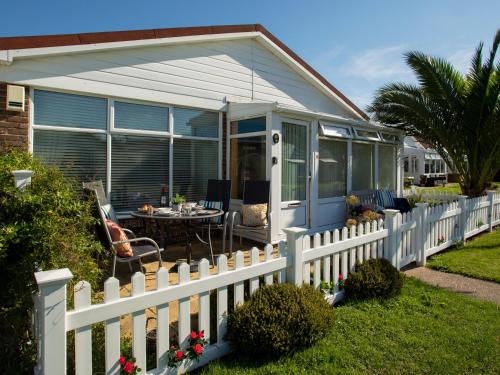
[0,38,352,116]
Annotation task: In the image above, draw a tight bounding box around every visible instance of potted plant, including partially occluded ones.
[171,193,186,211]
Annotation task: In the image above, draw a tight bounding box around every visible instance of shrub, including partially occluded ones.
[0,150,107,373]
[344,258,404,300]
[226,283,334,356]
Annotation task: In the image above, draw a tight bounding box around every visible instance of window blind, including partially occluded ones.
[111,135,169,211]
[34,90,107,130]
[352,142,374,191]
[173,139,218,201]
[378,145,396,190]
[318,139,347,198]
[33,130,107,187]
[114,101,168,132]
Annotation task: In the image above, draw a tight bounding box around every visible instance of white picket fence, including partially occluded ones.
[33,192,500,375]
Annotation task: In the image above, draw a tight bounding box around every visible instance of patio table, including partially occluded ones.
[131,208,223,268]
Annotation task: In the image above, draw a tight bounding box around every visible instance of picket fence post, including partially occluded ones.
[415,202,429,266]
[34,268,73,375]
[487,191,495,231]
[284,227,308,286]
[458,195,468,241]
[383,209,401,270]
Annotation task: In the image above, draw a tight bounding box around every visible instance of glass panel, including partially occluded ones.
[379,145,396,190]
[403,157,409,173]
[173,139,218,201]
[318,139,347,198]
[33,130,106,187]
[380,132,399,142]
[230,136,266,199]
[114,101,168,132]
[230,117,266,134]
[174,107,218,137]
[356,129,380,140]
[34,90,107,130]
[352,142,374,191]
[282,123,307,201]
[319,123,352,138]
[111,135,169,211]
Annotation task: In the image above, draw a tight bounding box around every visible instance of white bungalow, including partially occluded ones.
[0,24,402,244]
[403,136,449,186]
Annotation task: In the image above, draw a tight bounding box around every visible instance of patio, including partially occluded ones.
[109,236,279,339]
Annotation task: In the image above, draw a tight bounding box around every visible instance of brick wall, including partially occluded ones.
[0,83,30,153]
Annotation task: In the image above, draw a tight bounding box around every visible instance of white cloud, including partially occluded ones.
[447,48,474,74]
[338,44,413,81]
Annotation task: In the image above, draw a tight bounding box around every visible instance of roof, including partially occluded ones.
[0,24,368,120]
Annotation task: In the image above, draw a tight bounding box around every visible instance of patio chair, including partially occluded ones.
[83,181,164,277]
[229,180,271,257]
[197,179,232,265]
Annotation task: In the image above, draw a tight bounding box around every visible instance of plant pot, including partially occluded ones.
[172,204,181,211]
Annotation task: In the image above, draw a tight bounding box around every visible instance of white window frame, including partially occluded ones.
[353,128,381,142]
[318,121,352,139]
[30,86,223,211]
[317,136,348,203]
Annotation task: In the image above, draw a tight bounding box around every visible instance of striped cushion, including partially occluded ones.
[101,203,118,223]
[376,190,395,208]
[199,200,223,224]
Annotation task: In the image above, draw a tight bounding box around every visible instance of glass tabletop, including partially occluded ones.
[131,208,223,220]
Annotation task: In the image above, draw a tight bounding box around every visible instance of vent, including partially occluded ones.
[6,85,25,112]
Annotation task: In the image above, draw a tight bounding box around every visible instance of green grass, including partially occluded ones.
[416,182,500,194]
[200,278,500,375]
[427,229,500,283]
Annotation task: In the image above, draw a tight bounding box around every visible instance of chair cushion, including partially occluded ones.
[199,200,223,224]
[101,203,118,223]
[242,203,268,227]
[105,220,133,257]
[376,190,395,208]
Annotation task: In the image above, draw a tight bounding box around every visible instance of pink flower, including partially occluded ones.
[191,331,197,339]
[119,356,125,365]
[198,330,204,339]
[123,361,134,374]
[193,343,203,356]
[175,350,184,361]
[338,273,343,281]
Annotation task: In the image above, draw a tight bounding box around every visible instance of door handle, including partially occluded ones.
[288,202,301,208]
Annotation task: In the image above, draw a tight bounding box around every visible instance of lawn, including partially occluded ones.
[416,182,500,194]
[200,278,500,375]
[427,229,500,283]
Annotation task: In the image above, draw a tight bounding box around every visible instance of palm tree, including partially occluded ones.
[368,30,500,197]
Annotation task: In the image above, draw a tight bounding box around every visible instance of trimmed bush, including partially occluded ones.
[0,150,107,373]
[344,258,404,300]
[226,283,334,356]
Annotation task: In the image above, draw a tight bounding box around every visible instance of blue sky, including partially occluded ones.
[1,0,498,110]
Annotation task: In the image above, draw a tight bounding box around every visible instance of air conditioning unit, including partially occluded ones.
[6,85,25,112]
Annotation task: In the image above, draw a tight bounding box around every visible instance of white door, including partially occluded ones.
[280,120,309,229]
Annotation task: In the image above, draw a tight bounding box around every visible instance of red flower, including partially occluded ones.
[338,273,343,281]
[175,350,184,361]
[198,330,204,339]
[193,343,203,355]
[119,356,125,365]
[123,361,134,374]
[191,331,197,339]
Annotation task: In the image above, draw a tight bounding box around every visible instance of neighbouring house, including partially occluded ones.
[0,24,402,243]
[403,136,453,186]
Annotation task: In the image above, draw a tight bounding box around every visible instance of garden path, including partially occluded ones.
[405,266,500,304]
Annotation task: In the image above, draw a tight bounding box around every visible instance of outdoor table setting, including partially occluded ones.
[131,202,223,270]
